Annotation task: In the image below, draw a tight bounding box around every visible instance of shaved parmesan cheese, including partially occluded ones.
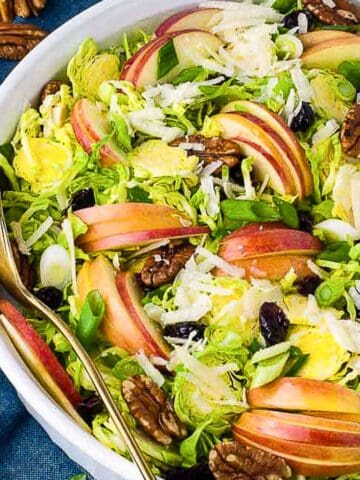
[25,216,54,249]
[129,239,170,259]
[322,0,336,7]
[179,142,205,152]
[312,119,339,146]
[325,313,360,354]
[349,283,360,310]
[315,218,360,241]
[61,218,78,295]
[196,246,245,278]
[282,88,296,123]
[127,107,182,142]
[200,175,220,216]
[161,294,212,325]
[290,66,313,102]
[200,160,223,177]
[135,350,165,387]
[298,12,309,33]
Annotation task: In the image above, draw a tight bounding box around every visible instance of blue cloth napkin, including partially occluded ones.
[0,2,100,478]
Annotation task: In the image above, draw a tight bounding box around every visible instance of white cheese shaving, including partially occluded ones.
[298,12,309,33]
[179,142,205,152]
[128,239,170,259]
[306,260,327,279]
[322,0,336,7]
[312,119,339,146]
[349,282,360,310]
[290,66,313,102]
[282,88,296,123]
[325,313,360,354]
[135,350,165,387]
[161,294,212,325]
[315,218,360,241]
[200,160,223,177]
[127,107,182,143]
[61,218,78,296]
[196,246,245,278]
[200,175,220,216]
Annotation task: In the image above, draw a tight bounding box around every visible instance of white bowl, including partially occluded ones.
[0,1,201,478]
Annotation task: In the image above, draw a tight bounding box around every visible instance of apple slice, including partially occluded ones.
[301,37,360,70]
[78,256,169,358]
[221,101,313,196]
[0,300,83,408]
[220,227,322,260]
[74,203,190,226]
[247,377,360,414]
[155,8,220,36]
[81,226,209,253]
[307,411,360,423]
[213,113,297,196]
[71,98,125,167]
[299,30,357,49]
[132,30,224,88]
[236,410,360,447]
[233,428,360,476]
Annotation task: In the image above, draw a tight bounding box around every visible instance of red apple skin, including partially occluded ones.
[233,427,360,462]
[220,228,323,260]
[247,377,360,414]
[215,254,314,281]
[74,203,190,227]
[81,226,210,253]
[77,256,169,358]
[233,430,360,476]
[155,8,220,36]
[0,299,83,407]
[224,222,287,240]
[236,410,360,447]
[221,101,313,196]
[307,411,360,423]
[237,112,305,198]
[116,271,169,358]
[71,99,125,167]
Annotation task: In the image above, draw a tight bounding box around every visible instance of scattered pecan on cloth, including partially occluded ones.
[171,134,242,170]
[122,375,187,445]
[140,244,195,288]
[303,0,359,25]
[10,240,35,290]
[209,442,292,480]
[0,22,47,60]
[0,1,14,22]
[341,103,360,158]
[14,0,47,18]
[40,80,66,103]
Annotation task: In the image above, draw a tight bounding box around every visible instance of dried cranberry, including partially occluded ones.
[36,287,63,310]
[77,396,104,424]
[283,10,313,31]
[163,322,206,341]
[70,188,95,211]
[290,102,315,132]
[260,302,289,346]
[296,275,322,296]
[165,462,214,480]
[298,212,313,233]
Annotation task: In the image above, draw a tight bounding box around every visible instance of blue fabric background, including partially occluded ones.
[0,2,100,479]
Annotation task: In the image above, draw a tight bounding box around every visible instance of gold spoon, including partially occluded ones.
[0,196,156,480]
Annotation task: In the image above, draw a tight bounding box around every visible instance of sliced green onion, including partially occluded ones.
[157,38,179,80]
[315,278,346,307]
[76,289,105,350]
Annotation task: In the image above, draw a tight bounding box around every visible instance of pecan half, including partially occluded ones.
[341,103,360,158]
[10,240,35,290]
[14,0,47,17]
[0,1,15,22]
[122,375,187,445]
[209,442,292,480]
[140,244,195,288]
[40,80,65,104]
[0,23,47,60]
[171,135,241,170]
[303,0,359,25]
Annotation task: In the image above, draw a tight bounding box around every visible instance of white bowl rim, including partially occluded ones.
[0,0,199,478]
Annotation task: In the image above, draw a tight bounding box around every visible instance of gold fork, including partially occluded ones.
[0,196,156,480]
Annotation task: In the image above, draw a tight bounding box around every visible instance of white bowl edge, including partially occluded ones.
[0,0,201,478]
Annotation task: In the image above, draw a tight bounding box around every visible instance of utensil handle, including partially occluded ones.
[26,294,156,480]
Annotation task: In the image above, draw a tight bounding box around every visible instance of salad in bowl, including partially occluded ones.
[1,0,360,478]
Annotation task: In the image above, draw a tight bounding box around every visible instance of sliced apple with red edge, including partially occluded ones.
[77,256,169,358]
[213,112,298,196]
[0,300,86,426]
[221,101,313,196]
[80,226,209,253]
[71,98,125,167]
[131,29,224,88]
[233,427,360,476]
[220,226,322,260]
[236,410,360,447]
[247,377,360,414]
[155,8,220,36]
[301,37,360,71]
[299,30,357,50]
